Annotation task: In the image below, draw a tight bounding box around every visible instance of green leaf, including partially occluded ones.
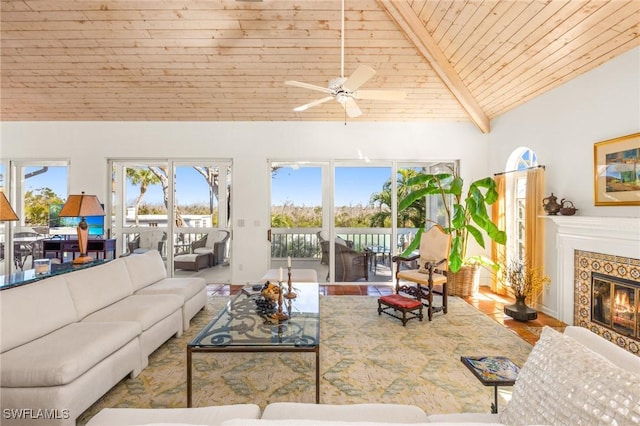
[401,226,423,257]
[466,224,486,249]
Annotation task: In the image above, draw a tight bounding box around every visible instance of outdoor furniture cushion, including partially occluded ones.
[174,253,210,271]
[0,321,140,387]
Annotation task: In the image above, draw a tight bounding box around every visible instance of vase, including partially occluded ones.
[504,295,538,321]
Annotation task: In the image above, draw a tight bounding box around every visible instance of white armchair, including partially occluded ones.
[191,229,230,266]
[128,230,166,255]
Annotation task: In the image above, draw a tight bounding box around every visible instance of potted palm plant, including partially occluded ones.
[399,166,507,296]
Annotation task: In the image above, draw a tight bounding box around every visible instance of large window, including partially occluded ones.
[268,160,454,283]
[0,161,69,273]
[110,159,232,282]
[506,147,540,263]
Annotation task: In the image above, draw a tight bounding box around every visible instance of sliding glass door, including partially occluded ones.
[110,159,232,282]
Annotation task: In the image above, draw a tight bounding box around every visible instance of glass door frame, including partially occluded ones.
[109,158,232,278]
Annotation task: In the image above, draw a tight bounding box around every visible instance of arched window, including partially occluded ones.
[505,147,540,263]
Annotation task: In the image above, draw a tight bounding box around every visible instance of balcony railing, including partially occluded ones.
[270,228,418,259]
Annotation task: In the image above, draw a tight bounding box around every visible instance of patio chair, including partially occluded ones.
[190,229,230,267]
[391,224,451,321]
[320,237,368,282]
[128,229,166,255]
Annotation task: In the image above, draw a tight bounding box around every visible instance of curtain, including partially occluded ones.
[525,167,546,305]
[491,174,508,294]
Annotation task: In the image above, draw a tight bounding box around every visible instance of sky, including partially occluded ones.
[272,166,391,206]
[19,165,392,208]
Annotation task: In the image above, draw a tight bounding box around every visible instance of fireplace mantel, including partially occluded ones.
[544,215,640,324]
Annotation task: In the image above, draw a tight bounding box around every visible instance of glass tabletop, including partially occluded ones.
[189,282,320,349]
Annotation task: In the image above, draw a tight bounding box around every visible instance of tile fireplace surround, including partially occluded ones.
[548,216,639,355]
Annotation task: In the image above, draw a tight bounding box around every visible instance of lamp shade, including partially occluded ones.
[58,192,105,218]
[0,192,19,221]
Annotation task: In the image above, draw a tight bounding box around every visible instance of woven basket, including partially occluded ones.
[447,264,480,297]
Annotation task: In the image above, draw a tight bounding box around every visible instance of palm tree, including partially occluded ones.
[369,168,426,228]
[126,167,161,225]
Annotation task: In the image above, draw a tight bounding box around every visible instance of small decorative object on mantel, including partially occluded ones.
[542,193,561,215]
[504,258,551,322]
[559,199,578,216]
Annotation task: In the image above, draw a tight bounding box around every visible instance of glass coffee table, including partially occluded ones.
[187,283,320,407]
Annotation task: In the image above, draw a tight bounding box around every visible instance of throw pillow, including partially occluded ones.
[499,326,640,425]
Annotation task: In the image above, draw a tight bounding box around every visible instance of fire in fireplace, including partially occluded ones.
[592,272,639,339]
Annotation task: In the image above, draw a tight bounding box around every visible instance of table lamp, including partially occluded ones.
[0,191,19,221]
[58,192,105,264]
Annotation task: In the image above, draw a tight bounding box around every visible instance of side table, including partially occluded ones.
[460,356,520,414]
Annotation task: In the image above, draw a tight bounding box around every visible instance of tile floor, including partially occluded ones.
[208,283,566,346]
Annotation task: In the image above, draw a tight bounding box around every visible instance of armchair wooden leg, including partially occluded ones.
[443,283,448,314]
[427,283,433,321]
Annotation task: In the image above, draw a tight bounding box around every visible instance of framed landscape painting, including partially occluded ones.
[593,132,640,206]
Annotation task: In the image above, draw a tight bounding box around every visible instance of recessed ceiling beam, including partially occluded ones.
[377,0,490,133]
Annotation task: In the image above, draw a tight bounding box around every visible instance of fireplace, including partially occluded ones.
[575,249,640,355]
[591,272,639,339]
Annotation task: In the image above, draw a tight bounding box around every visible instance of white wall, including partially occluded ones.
[0,120,488,282]
[488,46,640,320]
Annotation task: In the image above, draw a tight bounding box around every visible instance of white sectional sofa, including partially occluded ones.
[0,250,206,426]
[85,325,640,426]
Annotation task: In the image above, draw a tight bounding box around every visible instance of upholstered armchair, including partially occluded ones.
[320,237,368,282]
[391,224,451,321]
[191,229,230,267]
[128,229,166,255]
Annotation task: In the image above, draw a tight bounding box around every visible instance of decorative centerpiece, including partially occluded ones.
[504,258,551,321]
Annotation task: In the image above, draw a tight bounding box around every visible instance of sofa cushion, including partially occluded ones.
[135,277,205,302]
[261,403,429,423]
[124,250,168,291]
[0,321,140,387]
[86,404,262,426]
[222,421,504,426]
[65,259,134,319]
[499,326,640,425]
[82,294,183,331]
[0,276,78,353]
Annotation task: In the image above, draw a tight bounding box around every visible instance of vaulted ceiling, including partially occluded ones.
[1,0,639,132]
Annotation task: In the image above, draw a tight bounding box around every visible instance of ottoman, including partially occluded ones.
[174,252,209,271]
[378,294,423,326]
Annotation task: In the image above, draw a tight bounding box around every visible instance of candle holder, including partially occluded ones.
[271,281,289,321]
[284,266,297,299]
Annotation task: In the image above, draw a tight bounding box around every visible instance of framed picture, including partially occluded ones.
[594,132,640,206]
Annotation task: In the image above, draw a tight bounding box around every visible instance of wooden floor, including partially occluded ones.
[209,284,566,346]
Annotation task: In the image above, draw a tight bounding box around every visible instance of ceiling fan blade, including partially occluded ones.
[354,89,406,101]
[344,97,362,118]
[342,65,376,92]
[285,80,333,94]
[293,96,334,112]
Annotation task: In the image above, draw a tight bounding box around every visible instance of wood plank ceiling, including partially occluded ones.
[1,0,639,132]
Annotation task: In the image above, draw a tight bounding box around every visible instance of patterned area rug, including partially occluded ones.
[78,295,532,424]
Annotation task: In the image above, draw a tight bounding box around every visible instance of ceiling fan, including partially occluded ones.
[285,0,406,118]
